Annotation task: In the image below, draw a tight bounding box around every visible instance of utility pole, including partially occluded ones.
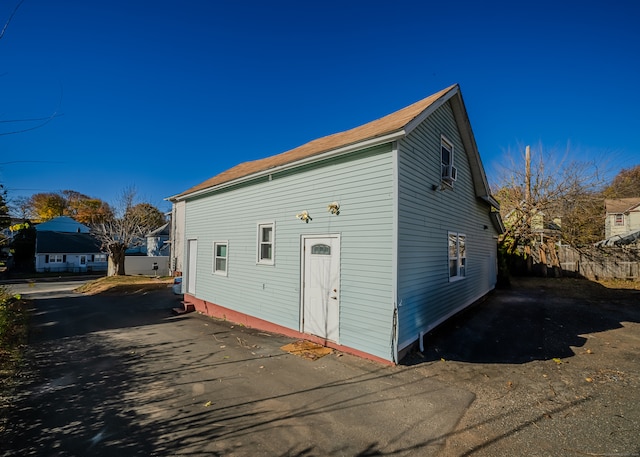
[525,145,531,204]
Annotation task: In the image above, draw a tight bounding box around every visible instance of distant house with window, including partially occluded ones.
[599,198,640,246]
[35,216,108,273]
[169,84,503,364]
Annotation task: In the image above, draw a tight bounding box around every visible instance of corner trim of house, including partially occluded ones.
[184,294,395,366]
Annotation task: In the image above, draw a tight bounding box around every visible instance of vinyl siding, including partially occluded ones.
[396,100,498,349]
[183,144,396,360]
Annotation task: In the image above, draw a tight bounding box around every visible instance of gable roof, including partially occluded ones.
[36,231,102,254]
[36,216,90,233]
[605,198,640,214]
[147,222,170,237]
[171,84,497,208]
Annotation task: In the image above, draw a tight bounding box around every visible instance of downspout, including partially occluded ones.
[419,331,427,352]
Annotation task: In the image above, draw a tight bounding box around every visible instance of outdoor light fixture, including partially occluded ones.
[327,201,340,215]
[296,210,312,223]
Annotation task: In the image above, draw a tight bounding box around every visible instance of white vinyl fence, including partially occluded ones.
[124,256,170,276]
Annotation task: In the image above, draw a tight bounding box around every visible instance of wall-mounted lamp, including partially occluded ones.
[327,201,340,215]
[296,210,312,223]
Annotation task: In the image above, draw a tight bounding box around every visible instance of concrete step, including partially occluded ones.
[172,301,195,315]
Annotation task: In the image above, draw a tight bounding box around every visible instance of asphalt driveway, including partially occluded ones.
[2,277,639,456]
[2,284,471,456]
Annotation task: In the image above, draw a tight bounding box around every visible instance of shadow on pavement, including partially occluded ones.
[3,287,472,456]
[405,277,640,365]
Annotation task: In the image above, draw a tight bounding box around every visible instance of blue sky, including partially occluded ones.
[1,0,638,213]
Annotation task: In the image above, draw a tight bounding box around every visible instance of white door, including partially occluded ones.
[186,239,197,295]
[302,235,340,342]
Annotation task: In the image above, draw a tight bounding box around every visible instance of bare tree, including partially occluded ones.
[493,143,606,254]
[90,188,161,276]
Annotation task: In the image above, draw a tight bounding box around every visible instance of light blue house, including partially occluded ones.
[169,84,502,364]
[34,216,108,273]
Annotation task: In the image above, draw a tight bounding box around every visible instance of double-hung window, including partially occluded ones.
[46,254,65,263]
[614,214,625,226]
[257,222,275,265]
[213,241,228,276]
[448,232,466,280]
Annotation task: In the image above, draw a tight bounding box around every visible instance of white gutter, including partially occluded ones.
[168,130,406,202]
[480,194,500,210]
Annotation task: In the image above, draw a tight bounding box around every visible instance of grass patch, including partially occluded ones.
[0,285,29,394]
[75,275,173,295]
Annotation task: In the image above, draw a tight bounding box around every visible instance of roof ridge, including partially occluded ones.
[173,84,458,199]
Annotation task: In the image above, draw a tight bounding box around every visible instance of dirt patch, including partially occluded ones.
[281,340,333,360]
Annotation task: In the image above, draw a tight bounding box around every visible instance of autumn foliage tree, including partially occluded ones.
[25,190,112,224]
[603,164,640,198]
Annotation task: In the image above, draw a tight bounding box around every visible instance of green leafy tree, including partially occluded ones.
[0,184,10,247]
[8,222,35,271]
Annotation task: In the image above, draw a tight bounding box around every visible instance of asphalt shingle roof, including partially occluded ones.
[175,84,457,199]
[605,198,640,214]
[36,231,103,254]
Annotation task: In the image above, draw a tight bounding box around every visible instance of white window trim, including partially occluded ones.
[441,135,457,186]
[448,231,466,282]
[256,221,275,265]
[49,254,64,263]
[213,240,229,276]
[614,214,625,226]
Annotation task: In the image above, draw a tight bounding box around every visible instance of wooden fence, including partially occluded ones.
[557,245,640,281]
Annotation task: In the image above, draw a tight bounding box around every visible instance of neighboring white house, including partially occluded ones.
[168,84,503,364]
[604,198,640,240]
[146,222,170,256]
[35,216,108,273]
[169,200,186,276]
[598,198,640,246]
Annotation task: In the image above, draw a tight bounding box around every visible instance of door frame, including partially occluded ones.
[299,233,341,342]
[186,238,198,295]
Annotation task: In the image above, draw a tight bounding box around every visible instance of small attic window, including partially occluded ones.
[441,136,457,184]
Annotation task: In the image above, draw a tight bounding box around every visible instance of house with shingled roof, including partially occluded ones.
[34,216,108,273]
[602,198,640,242]
[168,84,503,364]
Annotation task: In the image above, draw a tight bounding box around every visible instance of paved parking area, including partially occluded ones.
[2,285,470,456]
[2,277,639,456]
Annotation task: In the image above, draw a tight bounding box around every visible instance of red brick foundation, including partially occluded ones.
[184,294,394,366]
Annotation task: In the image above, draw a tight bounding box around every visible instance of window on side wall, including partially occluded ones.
[448,232,466,281]
[257,222,275,265]
[614,214,624,226]
[213,241,228,276]
[441,136,457,185]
